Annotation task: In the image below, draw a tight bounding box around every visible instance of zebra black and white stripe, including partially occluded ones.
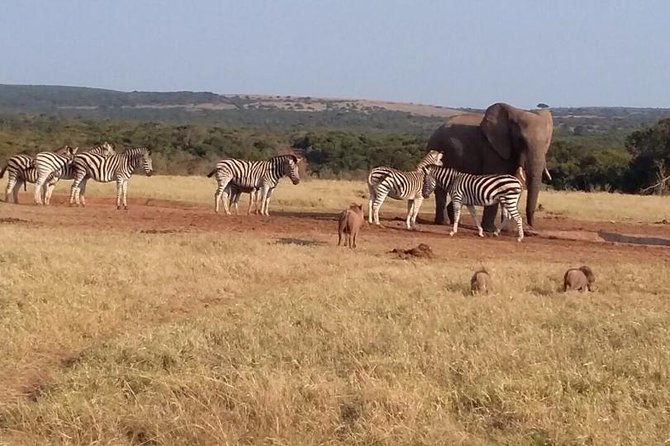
[1,153,34,203]
[4,143,115,205]
[39,143,117,205]
[1,146,75,204]
[367,150,443,230]
[206,154,301,215]
[69,147,153,209]
[422,166,525,242]
[32,146,79,204]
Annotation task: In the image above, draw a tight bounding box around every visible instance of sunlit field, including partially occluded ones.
[1,176,669,444]
[44,175,670,222]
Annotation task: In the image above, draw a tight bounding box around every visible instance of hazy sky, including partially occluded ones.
[1,0,668,108]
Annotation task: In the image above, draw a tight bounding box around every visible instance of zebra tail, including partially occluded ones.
[206,168,217,178]
[0,163,6,178]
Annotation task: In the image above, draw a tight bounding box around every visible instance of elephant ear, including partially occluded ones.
[481,103,514,161]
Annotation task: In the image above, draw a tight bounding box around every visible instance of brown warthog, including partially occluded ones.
[563,265,596,292]
[338,203,365,248]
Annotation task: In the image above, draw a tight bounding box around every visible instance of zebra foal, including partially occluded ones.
[367,150,443,230]
[69,147,153,209]
[422,166,525,242]
[206,154,301,216]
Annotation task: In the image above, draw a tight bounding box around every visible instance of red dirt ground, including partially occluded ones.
[2,193,669,264]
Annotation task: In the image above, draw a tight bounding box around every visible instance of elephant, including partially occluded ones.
[426,103,553,231]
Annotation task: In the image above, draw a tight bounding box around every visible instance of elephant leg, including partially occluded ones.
[434,188,448,224]
[482,204,499,233]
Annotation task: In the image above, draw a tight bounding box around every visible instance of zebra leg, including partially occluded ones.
[247,191,254,215]
[6,174,18,203]
[367,185,375,224]
[213,176,231,214]
[11,178,22,203]
[122,180,129,210]
[33,176,46,205]
[262,188,275,216]
[371,191,388,226]
[449,201,463,236]
[69,179,79,206]
[221,186,232,215]
[79,179,89,207]
[494,202,514,237]
[405,199,414,230]
[466,205,484,237]
[45,180,57,205]
[410,197,424,230]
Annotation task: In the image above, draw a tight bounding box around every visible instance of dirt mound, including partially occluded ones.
[390,243,434,259]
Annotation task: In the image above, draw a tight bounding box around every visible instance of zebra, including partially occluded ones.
[206,154,301,216]
[227,183,261,215]
[69,147,153,209]
[367,150,443,230]
[1,146,75,204]
[6,141,114,205]
[41,143,116,205]
[32,145,79,204]
[421,165,525,242]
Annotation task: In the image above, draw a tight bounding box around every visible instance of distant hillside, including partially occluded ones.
[0,84,668,132]
[0,84,463,117]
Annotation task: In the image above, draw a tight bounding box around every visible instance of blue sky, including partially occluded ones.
[1,0,668,108]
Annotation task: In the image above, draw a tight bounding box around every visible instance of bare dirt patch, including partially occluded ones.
[1,195,668,264]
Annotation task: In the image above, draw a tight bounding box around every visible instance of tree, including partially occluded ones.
[625,118,670,194]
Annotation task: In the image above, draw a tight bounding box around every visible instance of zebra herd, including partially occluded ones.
[2,143,524,241]
[0,143,153,209]
[366,151,525,242]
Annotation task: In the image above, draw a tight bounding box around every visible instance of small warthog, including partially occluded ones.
[470,268,492,295]
[563,265,596,292]
[338,203,365,248]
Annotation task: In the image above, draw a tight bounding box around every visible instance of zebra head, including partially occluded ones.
[276,154,300,185]
[421,166,437,199]
[141,148,154,176]
[55,145,79,159]
[100,141,116,158]
[417,150,444,169]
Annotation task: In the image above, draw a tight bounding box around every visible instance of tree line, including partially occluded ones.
[1,113,669,194]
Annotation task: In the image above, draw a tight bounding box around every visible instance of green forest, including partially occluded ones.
[1,85,669,194]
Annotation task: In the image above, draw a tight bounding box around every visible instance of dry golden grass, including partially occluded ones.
[46,175,670,222]
[2,177,670,444]
[1,225,670,444]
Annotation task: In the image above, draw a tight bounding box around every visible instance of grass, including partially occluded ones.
[1,178,670,444]
[41,175,670,223]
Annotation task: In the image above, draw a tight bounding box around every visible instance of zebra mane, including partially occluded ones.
[270,154,297,164]
[123,147,151,156]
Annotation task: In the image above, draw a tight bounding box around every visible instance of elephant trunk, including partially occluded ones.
[525,169,542,228]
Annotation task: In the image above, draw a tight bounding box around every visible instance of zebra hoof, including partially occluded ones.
[448,232,455,237]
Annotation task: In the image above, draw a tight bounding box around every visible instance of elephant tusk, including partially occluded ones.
[543,167,552,181]
[514,166,527,186]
